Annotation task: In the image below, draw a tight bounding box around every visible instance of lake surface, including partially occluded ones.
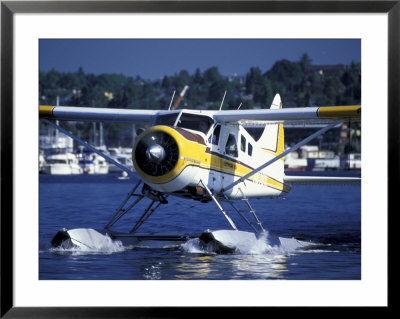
[39,172,361,280]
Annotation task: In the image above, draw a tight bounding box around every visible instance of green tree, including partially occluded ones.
[161,76,171,90]
[299,53,312,72]
[203,67,222,84]
[245,67,265,104]
[193,68,202,84]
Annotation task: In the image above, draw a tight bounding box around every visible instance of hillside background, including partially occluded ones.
[39,54,361,149]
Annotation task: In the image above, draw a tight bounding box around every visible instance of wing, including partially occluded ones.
[211,92,360,124]
[213,105,360,124]
[39,105,159,125]
[40,96,360,125]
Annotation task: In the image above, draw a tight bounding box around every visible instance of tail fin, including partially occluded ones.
[257,94,285,157]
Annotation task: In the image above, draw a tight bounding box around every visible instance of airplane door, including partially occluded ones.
[208,124,222,192]
[220,127,239,193]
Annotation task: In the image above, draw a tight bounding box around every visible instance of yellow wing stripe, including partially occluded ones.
[317,105,361,119]
[39,105,55,117]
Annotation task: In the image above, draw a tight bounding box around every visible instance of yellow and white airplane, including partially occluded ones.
[40,94,361,253]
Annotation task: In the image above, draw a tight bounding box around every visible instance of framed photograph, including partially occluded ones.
[1,0,395,317]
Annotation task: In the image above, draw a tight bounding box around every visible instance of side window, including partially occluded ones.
[248,143,253,156]
[225,134,238,158]
[209,124,221,145]
[240,135,246,152]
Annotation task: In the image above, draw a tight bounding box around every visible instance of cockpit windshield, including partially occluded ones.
[154,112,213,134]
[154,113,179,126]
[176,113,214,134]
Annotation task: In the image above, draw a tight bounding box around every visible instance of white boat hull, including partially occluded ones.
[44,164,82,175]
[81,163,109,174]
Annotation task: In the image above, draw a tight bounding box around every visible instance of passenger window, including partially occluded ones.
[248,143,253,156]
[240,135,246,152]
[209,124,221,145]
[225,134,238,157]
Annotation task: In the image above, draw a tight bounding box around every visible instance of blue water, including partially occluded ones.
[39,172,361,280]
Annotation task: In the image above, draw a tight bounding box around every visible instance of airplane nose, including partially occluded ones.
[146,144,166,163]
[134,130,179,177]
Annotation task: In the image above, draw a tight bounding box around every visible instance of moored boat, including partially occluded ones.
[43,152,83,175]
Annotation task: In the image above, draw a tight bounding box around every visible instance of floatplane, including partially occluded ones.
[39,94,361,253]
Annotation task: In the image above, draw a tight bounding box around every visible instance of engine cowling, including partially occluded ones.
[134,129,179,177]
[133,125,209,194]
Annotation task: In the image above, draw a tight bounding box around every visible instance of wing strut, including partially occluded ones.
[41,119,136,177]
[199,180,238,230]
[104,179,143,230]
[130,199,166,233]
[222,120,343,193]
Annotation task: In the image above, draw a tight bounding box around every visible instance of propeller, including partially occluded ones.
[134,131,179,176]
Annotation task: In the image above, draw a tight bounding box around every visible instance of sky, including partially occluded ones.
[39,39,361,80]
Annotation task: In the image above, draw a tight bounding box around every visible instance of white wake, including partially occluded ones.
[181,231,300,255]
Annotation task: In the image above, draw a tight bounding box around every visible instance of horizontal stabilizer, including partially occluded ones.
[284,175,361,185]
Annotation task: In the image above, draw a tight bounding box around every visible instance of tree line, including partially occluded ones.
[39,54,361,147]
[40,54,361,110]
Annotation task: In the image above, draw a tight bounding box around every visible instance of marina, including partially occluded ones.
[40,114,361,176]
[39,141,360,175]
[39,133,135,175]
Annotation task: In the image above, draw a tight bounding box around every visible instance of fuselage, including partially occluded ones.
[132,110,290,201]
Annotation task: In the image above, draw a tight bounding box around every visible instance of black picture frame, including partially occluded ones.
[1,1,396,317]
